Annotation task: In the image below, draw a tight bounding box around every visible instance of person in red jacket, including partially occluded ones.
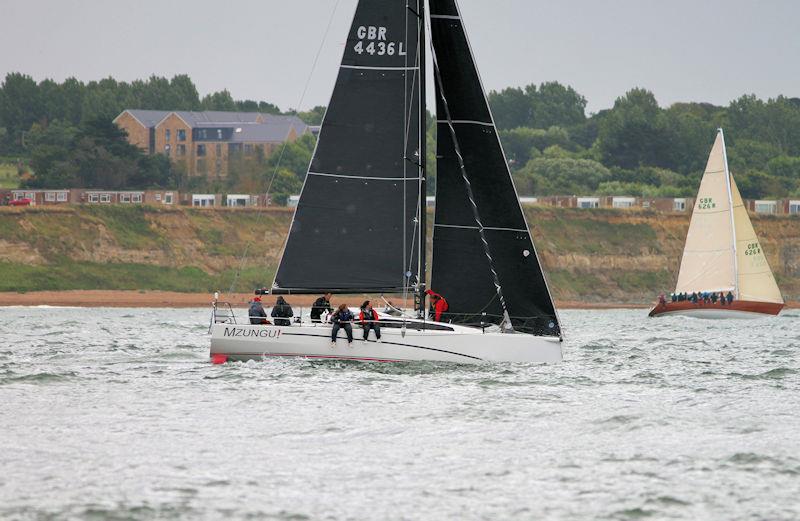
[425,289,449,322]
[359,300,381,341]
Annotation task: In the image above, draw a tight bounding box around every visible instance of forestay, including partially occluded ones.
[428,0,560,336]
[273,0,422,294]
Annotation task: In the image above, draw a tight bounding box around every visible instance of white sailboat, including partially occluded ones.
[209,0,564,364]
[650,129,784,319]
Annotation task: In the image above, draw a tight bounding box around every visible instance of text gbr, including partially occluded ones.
[353,26,407,56]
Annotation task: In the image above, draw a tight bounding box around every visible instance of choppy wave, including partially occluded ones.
[0,307,798,520]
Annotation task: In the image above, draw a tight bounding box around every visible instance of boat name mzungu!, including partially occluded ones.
[223,327,282,338]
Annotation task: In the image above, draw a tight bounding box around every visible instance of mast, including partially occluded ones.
[416,0,427,315]
[720,128,739,297]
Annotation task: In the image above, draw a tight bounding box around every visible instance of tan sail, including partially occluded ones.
[730,176,784,303]
[675,132,736,294]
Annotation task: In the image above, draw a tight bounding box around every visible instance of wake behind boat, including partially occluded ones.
[650,129,784,319]
[209,0,563,364]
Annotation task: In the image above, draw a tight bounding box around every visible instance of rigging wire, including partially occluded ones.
[226,0,342,296]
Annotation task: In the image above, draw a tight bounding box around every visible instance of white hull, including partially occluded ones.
[209,320,562,364]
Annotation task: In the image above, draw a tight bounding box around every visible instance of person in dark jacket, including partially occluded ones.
[249,297,268,325]
[425,289,449,322]
[359,300,381,341]
[330,303,354,346]
[726,291,734,304]
[270,296,293,326]
[311,292,333,323]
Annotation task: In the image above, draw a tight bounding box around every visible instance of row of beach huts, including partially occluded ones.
[3,189,800,215]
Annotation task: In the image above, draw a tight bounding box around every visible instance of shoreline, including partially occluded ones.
[0,291,795,310]
[0,290,663,310]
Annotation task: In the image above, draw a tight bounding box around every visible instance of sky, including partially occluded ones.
[1,0,798,114]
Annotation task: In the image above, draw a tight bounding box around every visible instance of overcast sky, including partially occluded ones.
[2,0,798,114]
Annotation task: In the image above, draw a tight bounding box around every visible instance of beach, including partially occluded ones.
[0,289,771,309]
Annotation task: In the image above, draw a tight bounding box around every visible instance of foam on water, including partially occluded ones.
[1,307,799,520]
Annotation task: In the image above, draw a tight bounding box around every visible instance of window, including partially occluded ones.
[132,194,142,203]
[193,196,215,207]
[673,199,686,211]
[99,194,111,203]
[215,159,222,175]
[244,144,253,155]
[612,198,635,208]
[164,144,171,156]
[165,129,171,142]
[215,144,222,155]
[177,129,186,142]
[197,144,206,156]
[164,193,173,204]
[45,192,56,202]
[177,144,186,156]
[88,193,99,203]
[197,159,207,174]
[155,194,162,201]
[198,129,208,140]
[578,198,599,209]
[217,129,223,140]
[120,194,131,203]
[26,192,35,200]
[789,201,800,214]
[57,192,68,202]
[754,201,776,214]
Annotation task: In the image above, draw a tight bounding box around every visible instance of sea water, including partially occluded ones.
[1,307,798,520]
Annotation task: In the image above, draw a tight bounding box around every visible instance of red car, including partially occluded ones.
[9,198,32,206]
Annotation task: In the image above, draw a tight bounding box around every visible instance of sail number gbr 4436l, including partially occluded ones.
[353,26,407,56]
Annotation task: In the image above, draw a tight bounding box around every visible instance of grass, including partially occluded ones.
[82,205,167,250]
[0,261,278,293]
[0,163,19,189]
[528,207,661,255]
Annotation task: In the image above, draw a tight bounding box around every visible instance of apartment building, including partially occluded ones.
[114,110,308,179]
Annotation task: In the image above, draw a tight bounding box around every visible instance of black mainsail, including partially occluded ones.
[273,0,423,294]
[429,0,561,336]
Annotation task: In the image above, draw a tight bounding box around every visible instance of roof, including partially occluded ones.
[115,110,308,141]
[230,117,308,143]
[116,109,171,128]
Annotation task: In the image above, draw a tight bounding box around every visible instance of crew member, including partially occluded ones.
[270,296,293,326]
[425,289,449,322]
[331,303,354,346]
[249,296,268,325]
[359,300,381,342]
[311,292,333,323]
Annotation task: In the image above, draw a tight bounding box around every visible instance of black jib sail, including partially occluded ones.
[273,0,423,294]
[429,0,561,336]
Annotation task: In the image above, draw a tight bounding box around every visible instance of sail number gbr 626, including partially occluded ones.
[353,26,407,57]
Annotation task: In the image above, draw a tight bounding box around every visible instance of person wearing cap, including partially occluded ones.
[425,289,449,322]
[249,296,268,325]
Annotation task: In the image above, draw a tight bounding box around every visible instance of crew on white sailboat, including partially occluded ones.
[425,289,449,322]
[270,296,294,326]
[330,304,355,347]
[248,297,268,325]
[310,293,333,323]
[359,300,381,342]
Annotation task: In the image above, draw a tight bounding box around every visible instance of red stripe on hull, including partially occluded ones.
[217,352,404,363]
[649,300,784,317]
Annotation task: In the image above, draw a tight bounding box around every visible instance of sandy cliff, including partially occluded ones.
[0,205,797,304]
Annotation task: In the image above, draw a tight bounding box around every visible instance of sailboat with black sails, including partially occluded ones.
[209,0,563,364]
